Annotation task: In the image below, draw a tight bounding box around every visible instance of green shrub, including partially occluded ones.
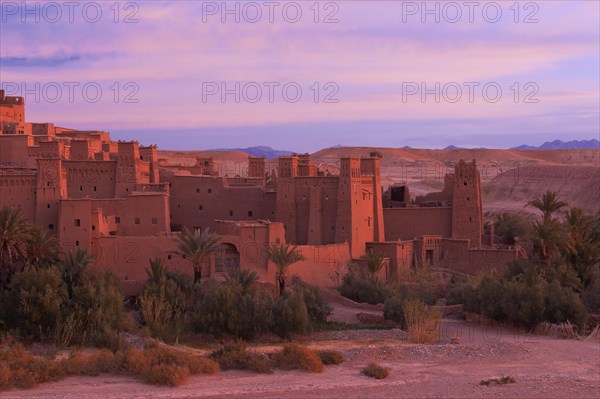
[210,342,272,373]
[193,283,273,340]
[272,344,324,372]
[271,291,310,338]
[138,261,193,343]
[67,270,125,349]
[544,281,587,330]
[293,282,331,323]
[7,266,67,340]
[383,295,406,327]
[317,350,344,365]
[338,265,391,304]
[361,362,389,379]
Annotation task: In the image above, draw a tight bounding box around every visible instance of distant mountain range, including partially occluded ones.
[209,140,598,157]
[511,139,599,150]
[208,146,293,159]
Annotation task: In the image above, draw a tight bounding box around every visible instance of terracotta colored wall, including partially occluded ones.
[169,175,276,231]
[287,243,351,289]
[63,160,117,199]
[441,239,519,275]
[0,135,35,167]
[0,172,37,220]
[384,207,452,240]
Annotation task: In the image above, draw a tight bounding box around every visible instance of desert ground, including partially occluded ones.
[4,298,599,399]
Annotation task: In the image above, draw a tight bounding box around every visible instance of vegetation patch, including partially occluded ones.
[480,376,516,386]
[404,299,442,344]
[0,339,219,391]
[361,362,389,379]
[272,344,324,373]
[317,350,344,365]
[210,342,272,373]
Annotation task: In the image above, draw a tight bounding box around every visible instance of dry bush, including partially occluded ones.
[317,350,344,365]
[404,300,442,343]
[61,349,117,376]
[361,362,389,379]
[480,375,516,386]
[586,325,600,341]
[534,321,578,339]
[272,344,324,373]
[0,340,219,391]
[210,342,272,373]
[0,342,63,390]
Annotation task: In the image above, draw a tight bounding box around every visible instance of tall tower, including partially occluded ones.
[335,157,363,257]
[275,156,299,243]
[361,154,385,243]
[35,158,66,232]
[115,141,140,197]
[248,156,266,178]
[451,159,483,247]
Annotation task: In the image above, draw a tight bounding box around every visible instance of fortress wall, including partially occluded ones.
[0,135,35,166]
[441,239,519,275]
[384,207,452,241]
[0,173,37,220]
[169,175,275,231]
[63,160,117,198]
[288,243,351,289]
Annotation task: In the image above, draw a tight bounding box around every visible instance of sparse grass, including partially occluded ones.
[361,362,389,379]
[480,376,516,386]
[0,340,219,391]
[586,325,600,342]
[210,342,272,374]
[272,344,324,373]
[534,321,578,339]
[316,321,396,331]
[404,299,442,344]
[317,350,344,365]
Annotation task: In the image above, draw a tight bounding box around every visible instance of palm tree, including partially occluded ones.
[531,218,571,270]
[225,268,259,294]
[265,243,306,296]
[26,225,59,268]
[60,248,94,298]
[0,206,30,285]
[527,191,568,222]
[171,227,220,284]
[145,257,168,285]
[365,250,385,279]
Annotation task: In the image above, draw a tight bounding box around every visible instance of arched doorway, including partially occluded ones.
[215,243,240,273]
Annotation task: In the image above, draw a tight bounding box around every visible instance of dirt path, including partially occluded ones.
[4,321,599,399]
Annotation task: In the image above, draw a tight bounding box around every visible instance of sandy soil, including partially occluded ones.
[4,319,599,399]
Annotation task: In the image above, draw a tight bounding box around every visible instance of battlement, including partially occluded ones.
[0,90,24,106]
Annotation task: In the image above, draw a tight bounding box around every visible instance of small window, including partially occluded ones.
[47,203,50,208]
[135,217,140,225]
[48,224,54,230]
[248,210,253,217]
[152,217,157,225]
[196,188,200,193]
[92,225,96,231]
[168,254,172,260]
[115,216,121,224]
[75,240,79,246]
[229,210,233,216]
[74,219,81,227]
[208,188,212,193]
[178,204,180,208]
[199,205,203,210]
[94,186,97,192]
[79,186,83,191]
